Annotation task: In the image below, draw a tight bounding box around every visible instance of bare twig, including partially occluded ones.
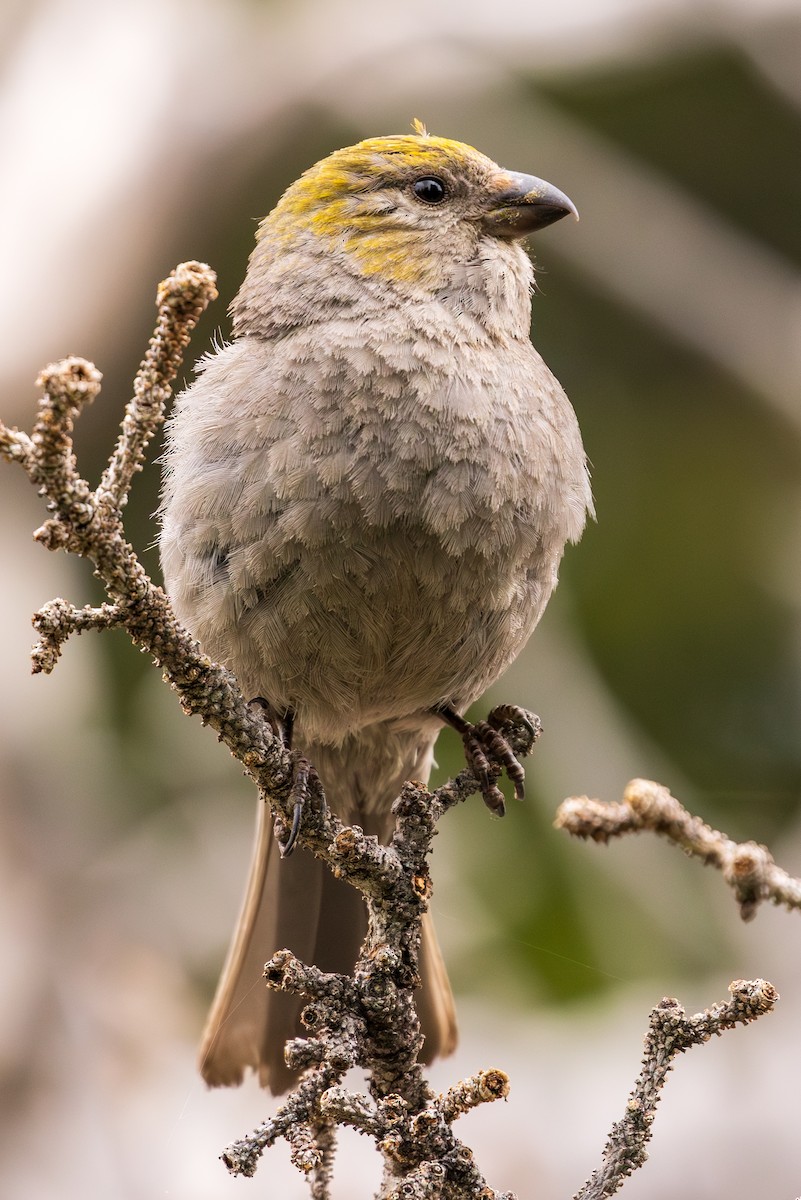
[573,978,779,1200]
[555,778,801,920]
[97,262,215,513]
[31,598,123,673]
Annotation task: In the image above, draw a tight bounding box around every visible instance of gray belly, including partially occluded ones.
[173,521,556,743]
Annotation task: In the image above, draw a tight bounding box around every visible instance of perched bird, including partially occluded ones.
[159,127,592,1094]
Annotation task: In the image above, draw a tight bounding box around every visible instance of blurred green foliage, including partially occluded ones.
[445,45,801,1003]
[540,45,801,264]
[538,45,801,837]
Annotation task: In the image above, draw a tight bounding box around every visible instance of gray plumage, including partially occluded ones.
[159,133,592,1093]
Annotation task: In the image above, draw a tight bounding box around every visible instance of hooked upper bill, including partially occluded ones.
[480,170,578,238]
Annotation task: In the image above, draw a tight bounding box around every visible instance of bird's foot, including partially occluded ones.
[249,696,294,748]
[436,703,542,817]
[248,698,306,857]
[280,753,312,857]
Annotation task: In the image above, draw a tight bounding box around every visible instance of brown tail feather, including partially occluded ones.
[199,727,457,1094]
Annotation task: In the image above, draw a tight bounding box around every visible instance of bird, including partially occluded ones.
[159,125,592,1094]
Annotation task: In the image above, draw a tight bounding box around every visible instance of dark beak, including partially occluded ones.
[481,170,578,239]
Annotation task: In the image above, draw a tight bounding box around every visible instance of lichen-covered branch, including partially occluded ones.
[440,1069,510,1123]
[220,771,527,1197]
[0,262,537,1199]
[555,778,801,920]
[573,978,778,1200]
[31,598,123,673]
[96,268,214,514]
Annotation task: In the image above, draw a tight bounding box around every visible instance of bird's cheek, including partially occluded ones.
[341,230,441,288]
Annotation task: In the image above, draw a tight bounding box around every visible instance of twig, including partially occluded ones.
[573,978,779,1199]
[31,599,123,673]
[96,263,215,513]
[555,778,801,920]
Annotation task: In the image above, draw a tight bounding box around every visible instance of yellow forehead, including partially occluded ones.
[274,134,491,218]
[334,133,485,170]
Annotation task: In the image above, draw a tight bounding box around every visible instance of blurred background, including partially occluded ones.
[2,0,801,1195]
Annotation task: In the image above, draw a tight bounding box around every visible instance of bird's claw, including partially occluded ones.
[280,755,310,858]
[248,698,305,855]
[461,727,507,814]
[436,703,541,816]
[486,703,542,756]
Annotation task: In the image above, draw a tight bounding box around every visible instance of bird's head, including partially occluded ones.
[234,129,577,334]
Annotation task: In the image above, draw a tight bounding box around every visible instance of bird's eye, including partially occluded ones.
[413,177,447,204]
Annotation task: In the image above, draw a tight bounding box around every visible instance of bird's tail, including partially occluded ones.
[198,724,457,1094]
